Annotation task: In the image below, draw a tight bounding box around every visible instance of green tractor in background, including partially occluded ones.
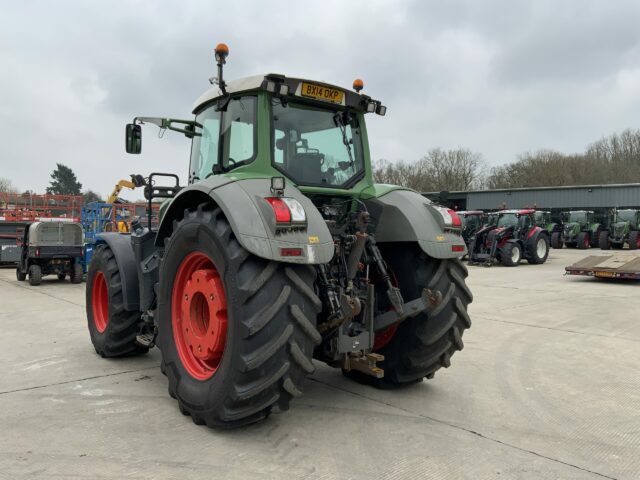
[84,44,473,428]
[599,209,640,250]
[534,210,563,249]
[561,210,604,249]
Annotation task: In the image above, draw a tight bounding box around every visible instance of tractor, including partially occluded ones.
[457,210,485,251]
[561,210,603,249]
[534,210,563,248]
[599,209,640,250]
[84,44,473,428]
[468,209,550,266]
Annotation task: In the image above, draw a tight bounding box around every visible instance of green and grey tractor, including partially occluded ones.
[561,210,603,249]
[84,44,473,428]
[534,210,563,249]
[599,209,640,250]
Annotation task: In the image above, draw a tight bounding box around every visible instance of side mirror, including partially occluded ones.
[125,123,142,154]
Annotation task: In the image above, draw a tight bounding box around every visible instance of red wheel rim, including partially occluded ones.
[92,271,109,333]
[171,252,228,380]
[584,234,590,248]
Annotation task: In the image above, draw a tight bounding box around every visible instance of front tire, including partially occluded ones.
[28,265,42,286]
[599,231,610,250]
[628,231,640,250]
[551,232,563,249]
[527,233,549,264]
[158,204,321,428]
[577,232,590,250]
[86,244,148,357]
[501,242,522,266]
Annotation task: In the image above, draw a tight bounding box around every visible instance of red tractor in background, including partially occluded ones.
[469,209,550,266]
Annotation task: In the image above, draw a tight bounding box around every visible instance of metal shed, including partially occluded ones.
[426,183,640,211]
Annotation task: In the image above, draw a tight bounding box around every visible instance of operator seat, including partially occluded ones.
[288,152,324,184]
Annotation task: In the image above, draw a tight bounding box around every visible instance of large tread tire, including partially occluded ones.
[500,242,522,267]
[356,244,472,387]
[527,233,550,264]
[28,265,42,286]
[550,232,563,249]
[576,232,590,250]
[86,244,148,357]
[599,231,610,250]
[590,226,603,248]
[70,263,83,284]
[158,204,321,428]
[628,231,640,250]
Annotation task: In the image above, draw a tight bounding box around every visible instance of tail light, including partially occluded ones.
[265,197,306,228]
[36,248,40,257]
[433,206,462,229]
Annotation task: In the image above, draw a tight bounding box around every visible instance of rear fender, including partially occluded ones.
[155,177,334,264]
[366,189,466,259]
[95,233,139,311]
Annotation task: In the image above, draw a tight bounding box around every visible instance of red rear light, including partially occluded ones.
[448,209,462,228]
[451,244,465,252]
[280,248,303,257]
[36,248,40,257]
[265,197,291,224]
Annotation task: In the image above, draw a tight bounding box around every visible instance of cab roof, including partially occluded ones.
[499,209,535,215]
[192,73,384,115]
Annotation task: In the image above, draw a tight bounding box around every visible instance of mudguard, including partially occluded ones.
[156,177,334,264]
[366,189,467,259]
[95,233,139,311]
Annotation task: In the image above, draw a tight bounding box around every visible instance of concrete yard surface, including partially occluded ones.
[0,248,639,479]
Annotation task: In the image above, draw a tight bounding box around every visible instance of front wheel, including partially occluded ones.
[551,232,563,249]
[86,244,148,357]
[158,204,321,428]
[629,231,640,250]
[577,232,590,250]
[501,242,522,266]
[599,231,610,250]
[527,234,549,264]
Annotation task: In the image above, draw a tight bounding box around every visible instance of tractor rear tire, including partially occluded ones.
[629,231,640,250]
[70,263,83,284]
[16,268,26,282]
[551,232,563,249]
[353,244,472,387]
[577,232,590,250]
[28,265,42,286]
[157,204,321,428]
[599,231,610,250]
[500,242,522,266]
[86,244,148,357]
[527,233,549,264]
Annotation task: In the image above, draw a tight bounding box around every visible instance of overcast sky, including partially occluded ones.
[1,1,639,198]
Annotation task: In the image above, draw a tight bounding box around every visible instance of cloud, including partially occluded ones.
[1,0,639,195]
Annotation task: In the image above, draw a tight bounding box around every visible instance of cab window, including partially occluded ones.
[189,96,257,183]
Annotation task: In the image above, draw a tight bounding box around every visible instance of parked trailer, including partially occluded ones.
[565,253,640,280]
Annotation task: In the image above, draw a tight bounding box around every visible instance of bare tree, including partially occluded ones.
[0,177,17,193]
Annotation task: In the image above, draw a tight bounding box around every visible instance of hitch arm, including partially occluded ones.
[374,288,443,331]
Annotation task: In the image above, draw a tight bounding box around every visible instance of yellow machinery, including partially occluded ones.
[104,175,146,232]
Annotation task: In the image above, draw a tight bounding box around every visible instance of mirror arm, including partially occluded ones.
[133,117,198,137]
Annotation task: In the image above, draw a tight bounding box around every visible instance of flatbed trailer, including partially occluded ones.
[565,253,640,280]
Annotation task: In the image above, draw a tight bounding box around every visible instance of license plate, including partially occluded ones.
[300,82,344,104]
[595,271,614,278]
